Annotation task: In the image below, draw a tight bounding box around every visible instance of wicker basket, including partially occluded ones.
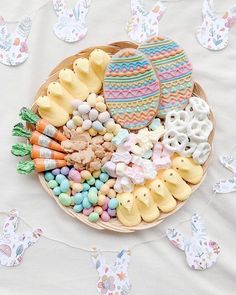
[31,42,215,233]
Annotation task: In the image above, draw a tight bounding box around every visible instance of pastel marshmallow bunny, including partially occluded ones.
[0,209,42,266]
[167,214,220,270]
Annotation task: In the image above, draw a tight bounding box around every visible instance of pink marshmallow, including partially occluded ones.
[152,142,172,170]
[103,161,117,177]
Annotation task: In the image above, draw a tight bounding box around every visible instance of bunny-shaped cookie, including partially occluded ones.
[53,0,91,43]
[167,214,220,270]
[126,0,166,43]
[0,16,32,66]
[0,209,42,266]
[197,0,236,50]
[213,155,236,193]
[91,249,131,295]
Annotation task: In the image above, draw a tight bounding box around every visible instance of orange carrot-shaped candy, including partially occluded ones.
[17,159,67,174]
[30,131,64,152]
[11,143,66,160]
[20,108,67,142]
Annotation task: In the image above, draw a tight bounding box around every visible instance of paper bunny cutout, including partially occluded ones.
[0,209,42,266]
[53,0,91,43]
[126,0,166,43]
[0,16,32,66]
[167,214,220,270]
[196,0,236,50]
[91,249,131,295]
[213,155,236,193]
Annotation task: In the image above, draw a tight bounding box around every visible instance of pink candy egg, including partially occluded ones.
[83,207,94,216]
[102,197,109,211]
[101,211,110,222]
[68,169,81,183]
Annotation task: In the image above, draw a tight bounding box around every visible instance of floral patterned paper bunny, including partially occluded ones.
[91,249,131,295]
[166,214,220,270]
[0,209,42,267]
[126,0,166,43]
[0,16,32,66]
[197,0,236,50]
[53,0,91,43]
[213,155,236,193]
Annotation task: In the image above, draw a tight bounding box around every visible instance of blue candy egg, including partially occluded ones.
[99,173,109,183]
[53,186,61,196]
[55,174,66,184]
[74,193,84,205]
[81,191,88,198]
[52,168,60,176]
[73,204,83,213]
[44,172,54,182]
[108,198,119,209]
[82,197,92,209]
[95,180,103,190]
[89,187,98,193]
[87,177,95,185]
[83,183,90,191]
[60,179,70,193]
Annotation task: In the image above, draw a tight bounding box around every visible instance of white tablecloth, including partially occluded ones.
[0,0,236,294]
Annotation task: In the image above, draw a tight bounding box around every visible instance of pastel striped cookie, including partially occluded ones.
[103,48,160,130]
[138,36,193,118]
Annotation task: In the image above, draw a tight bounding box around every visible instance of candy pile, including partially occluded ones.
[44,167,118,222]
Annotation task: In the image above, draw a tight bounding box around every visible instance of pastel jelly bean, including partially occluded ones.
[99,172,109,182]
[107,208,116,217]
[55,174,66,184]
[53,186,61,196]
[95,179,103,190]
[60,179,70,193]
[68,169,81,183]
[52,169,60,176]
[83,207,94,216]
[83,183,90,191]
[59,193,71,206]
[88,212,99,222]
[74,193,84,205]
[44,172,54,181]
[108,198,119,209]
[61,166,70,175]
[48,180,58,189]
[101,211,110,222]
[82,197,92,209]
[88,191,98,205]
[73,204,83,213]
[87,177,95,185]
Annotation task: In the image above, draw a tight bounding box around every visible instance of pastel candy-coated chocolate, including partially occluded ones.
[83,207,94,216]
[45,172,54,182]
[104,48,160,130]
[138,36,193,118]
[82,197,92,209]
[68,169,81,183]
[74,193,84,204]
[89,109,99,121]
[92,120,103,131]
[52,168,60,176]
[53,186,61,196]
[101,211,110,222]
[98,111,110,123]
[99,172,109,183]
[78,103,91,114]
[61,166,70,175]
[60,179,70,193]
[107,208,116,217]
[88,212,99,222]
[82,191,88,198]
[88,191,98,205]
[112,129,129,147]
[48,180,57,189]
[55,174,66,184]
[73,204,83,213]
[59,193,71,206]
[108,198,119,209]
[83,183,90,191]
[87,177,96,185]
[89,187,98,193]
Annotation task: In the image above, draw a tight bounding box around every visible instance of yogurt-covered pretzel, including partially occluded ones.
[179,139,197,157]
[188,96,210,115]
[163,130,188,153]
[187,119,213,143]
[165,110,190,132]
[193,142,211,165]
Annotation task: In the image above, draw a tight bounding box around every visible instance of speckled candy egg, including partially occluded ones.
[138,36,193,118]
[103,48,160,130]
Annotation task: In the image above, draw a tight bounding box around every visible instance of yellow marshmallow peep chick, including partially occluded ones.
[89,49,111,82]
[59,68,89,101]
[47,81,74,114]
[36,96,69,127]
[133,186,160,222]
[148,178,177,213]
[73,57,102,94]
[172,157,203,185]
[161,169,192,201]
[116,193,141,227]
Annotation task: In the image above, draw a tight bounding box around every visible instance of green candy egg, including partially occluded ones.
[88,191,98,205]
[88,212,99,222]
[44,172,54,182]
[59,193,71,206]
[87,177,95,185]
[48,180,58,189]
[53,186,61,196]
[73,204,83,213]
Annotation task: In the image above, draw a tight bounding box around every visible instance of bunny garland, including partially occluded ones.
[91,249,131,295]
[53,0,91,43]
[0,16,32,66]
[0,209,42,266]
[213,155,236,193]
[167,214,220,270]
[197,0,236,51]
[126,0,166,43]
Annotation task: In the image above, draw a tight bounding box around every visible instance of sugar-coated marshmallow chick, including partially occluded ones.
[161,169,192,201]
[36,96,69,127]
[73,57,102,93]
[116,193,141,227]
[133,186,160,222]
[89,49,111,82]
[59,68,89,100]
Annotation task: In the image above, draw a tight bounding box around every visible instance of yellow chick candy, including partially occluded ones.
[161,169,192,201]
[133,186,160,222]
[172,157,204,185]
[47,82,74,114]
[59,68,89,101]
[73,58,102,93]
[89,49,111,82]
[147,178,177,213]
[116,193,141,227]
[36,96,69,127]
